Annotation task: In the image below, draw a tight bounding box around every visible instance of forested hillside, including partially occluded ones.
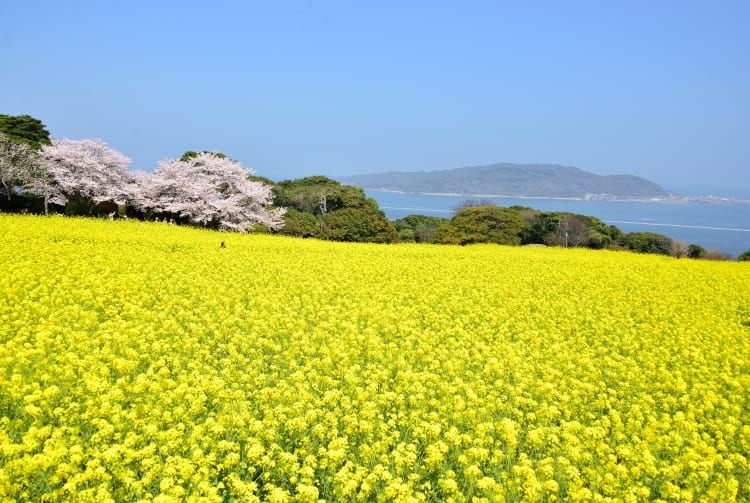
[339,163,673,199]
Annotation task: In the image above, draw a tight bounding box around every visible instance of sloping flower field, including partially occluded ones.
[0,215,748,502]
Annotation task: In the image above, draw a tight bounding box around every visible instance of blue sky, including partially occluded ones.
[2,1,748,196]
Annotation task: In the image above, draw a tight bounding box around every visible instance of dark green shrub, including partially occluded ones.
[687,244,707,259]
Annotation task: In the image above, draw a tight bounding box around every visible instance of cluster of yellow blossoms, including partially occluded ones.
[0,214,748,502]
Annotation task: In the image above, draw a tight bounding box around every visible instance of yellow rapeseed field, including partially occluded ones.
[1,214,748,502]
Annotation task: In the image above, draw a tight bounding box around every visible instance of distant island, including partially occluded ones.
[338,163,678,201]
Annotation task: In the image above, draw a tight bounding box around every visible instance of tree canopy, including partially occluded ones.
[273,176,395,242]
[519,209,621,249]
[275,176,373,214]
[179,150,229,162]
[0,132,37,201]
[34,138,132,215]
[392,214,449,243]
[687,244,707,259]
[0,115,738,255]
[139,152,284,231]
[0,115,51,150]
[621,231,673,256]
[323,206,395,243]
[432,205,529,245]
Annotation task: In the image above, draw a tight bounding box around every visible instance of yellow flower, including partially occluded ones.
[1,215,748,502]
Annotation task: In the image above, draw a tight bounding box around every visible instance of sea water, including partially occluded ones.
[368,191,750,258]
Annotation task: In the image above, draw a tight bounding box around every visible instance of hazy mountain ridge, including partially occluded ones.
[338,163,675,199]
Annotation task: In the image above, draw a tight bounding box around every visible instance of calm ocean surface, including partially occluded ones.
[368,191,750,258]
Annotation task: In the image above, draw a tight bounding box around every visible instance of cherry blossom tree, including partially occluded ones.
[139,152,284,231]
[23,159,54,215]
[35,139,132,214]
[0,132,37,201]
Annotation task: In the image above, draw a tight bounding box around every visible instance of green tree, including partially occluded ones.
[543,214,592,248]
[432,205,529,246]
[282,208,320,237]
[0,115,51,150]
[323,206,395,243]
[179,150,229,162]
[273,176,394,242]
[247,174,277,186]
[621,232,673,256]
[453,199,496,211]
[275,176,369,213]
[687,244,707,259]
[738,250,750,262]
[584,215,619,249]
[519,208,619,249]
[392,215,449,243]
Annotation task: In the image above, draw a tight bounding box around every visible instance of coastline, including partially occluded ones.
[366,189,750,205]
[369,191,750,257]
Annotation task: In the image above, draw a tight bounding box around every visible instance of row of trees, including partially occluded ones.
[2,114,747,259]
[399,201,748,260]
[0,115,284,231]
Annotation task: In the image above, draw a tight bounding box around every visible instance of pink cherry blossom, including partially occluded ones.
[139,152,284,231]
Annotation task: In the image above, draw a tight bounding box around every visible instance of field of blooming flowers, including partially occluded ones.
[0,214,749,502]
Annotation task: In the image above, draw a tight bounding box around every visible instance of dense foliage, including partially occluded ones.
[1,133,283,229]
[273,176,395,243]
[275,176,368,214]
[688,244,707,259]
[0,114,51,150]
[0,133,36,202]
[392,215,449,243]
[34,138,133,215]
[137,152,284,231]
[421,203,732,260]
[0,114,740,257]
[432,206,530,245]
[1,215,748,501]
[517,208,622,249]
[0,115,50,210]
[619,232,674,256]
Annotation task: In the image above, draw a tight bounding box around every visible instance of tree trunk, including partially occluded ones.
[1,180,10,201]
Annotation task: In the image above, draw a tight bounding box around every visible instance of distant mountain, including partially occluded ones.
[337,163,674,199]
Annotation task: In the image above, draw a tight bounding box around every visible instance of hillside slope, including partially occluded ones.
[338,163,674,198]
